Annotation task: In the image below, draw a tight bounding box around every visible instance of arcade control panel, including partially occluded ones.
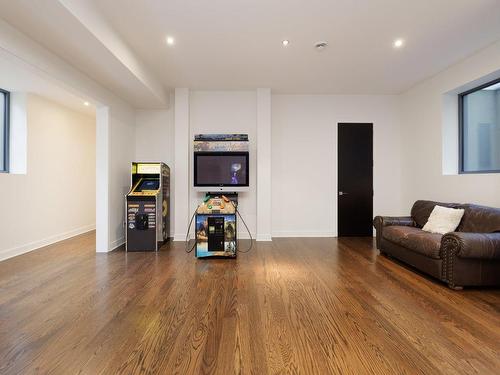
[196,193,237,215]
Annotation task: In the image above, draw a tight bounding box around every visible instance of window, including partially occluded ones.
[0,88,9,172]
[459,78,500,173]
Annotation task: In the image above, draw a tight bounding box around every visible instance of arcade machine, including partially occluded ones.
[126,162,170,251]
[187,134,252,258]
[194,193,239,258]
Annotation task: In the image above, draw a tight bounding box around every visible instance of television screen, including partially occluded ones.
[194,152,249,186]
[135,179,160,192]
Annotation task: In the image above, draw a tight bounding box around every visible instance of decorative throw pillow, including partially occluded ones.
[422,205,465,235]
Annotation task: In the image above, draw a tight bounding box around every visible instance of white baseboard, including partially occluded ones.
[173,232,256,241]
[0,224,96,262]
[109,237,125,251]
[176,231,336,241]
[173,234,187,242]
[236,232,254,240]
[272,231,336,238]
[256,234,272,241]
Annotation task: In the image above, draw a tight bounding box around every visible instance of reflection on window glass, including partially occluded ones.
[461,80,500,173]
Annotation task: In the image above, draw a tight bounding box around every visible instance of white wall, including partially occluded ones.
[256,89,272,241]
[0,94,95,261]
[272,95,403,237]
[9,92,28,174]
[135,106,175,235]
[400,40,500,211]
[173,88,190,240]
[135,92,403,238]
[135,109,174,165]
[108,109,136,249]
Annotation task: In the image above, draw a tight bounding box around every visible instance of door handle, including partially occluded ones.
[339,191,349,196]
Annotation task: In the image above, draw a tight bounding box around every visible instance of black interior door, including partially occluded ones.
[338,123,373,236]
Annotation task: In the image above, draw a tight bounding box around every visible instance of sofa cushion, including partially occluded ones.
[458,204,500,233]
[383,226,443,259]
[411,200,463,228]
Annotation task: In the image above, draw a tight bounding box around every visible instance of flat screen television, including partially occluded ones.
[194,152,249,189]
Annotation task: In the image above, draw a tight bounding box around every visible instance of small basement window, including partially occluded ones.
[459,78,500,173]
[0,88,10,173]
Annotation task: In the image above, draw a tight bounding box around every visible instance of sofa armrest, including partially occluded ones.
[441,232,500,260]
[373,216,415,249]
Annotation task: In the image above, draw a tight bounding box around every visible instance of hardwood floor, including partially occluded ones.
[0,232,499,374]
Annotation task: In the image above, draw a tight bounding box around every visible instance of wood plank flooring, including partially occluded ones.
[0,232,499,374]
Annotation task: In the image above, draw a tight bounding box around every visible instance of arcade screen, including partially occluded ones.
[194,152,249,186]
[135,179,160,191]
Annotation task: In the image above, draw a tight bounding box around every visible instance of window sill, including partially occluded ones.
[459,170,500,175]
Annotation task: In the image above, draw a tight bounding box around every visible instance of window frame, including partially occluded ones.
[458,77,500,174]
[0,88,9,173]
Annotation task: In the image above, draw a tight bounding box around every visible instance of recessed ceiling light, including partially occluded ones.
[84,101,90,106]
[282,40,290,47]
[315,41,328,51]
[166,36,175,45]
[393,38,404,48]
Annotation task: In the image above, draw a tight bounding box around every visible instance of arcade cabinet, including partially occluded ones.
[195,193,238,258]
[126,162,170,251]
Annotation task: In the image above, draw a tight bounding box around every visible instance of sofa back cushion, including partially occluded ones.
[411,200,463,228]
[410,200,500,233]
[458,204,500,233]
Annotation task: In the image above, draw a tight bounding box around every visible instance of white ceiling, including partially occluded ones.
[2,0,500,106]
[0,49,95,116]
[0,0,168,108]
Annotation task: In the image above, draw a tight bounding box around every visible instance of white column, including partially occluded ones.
[174,88,190,241]
[95,106,110,252]
[256,88,272,241]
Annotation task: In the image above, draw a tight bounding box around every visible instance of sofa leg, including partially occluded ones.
[448,284,463,291]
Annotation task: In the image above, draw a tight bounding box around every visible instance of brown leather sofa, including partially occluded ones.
[373,200,500,289]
